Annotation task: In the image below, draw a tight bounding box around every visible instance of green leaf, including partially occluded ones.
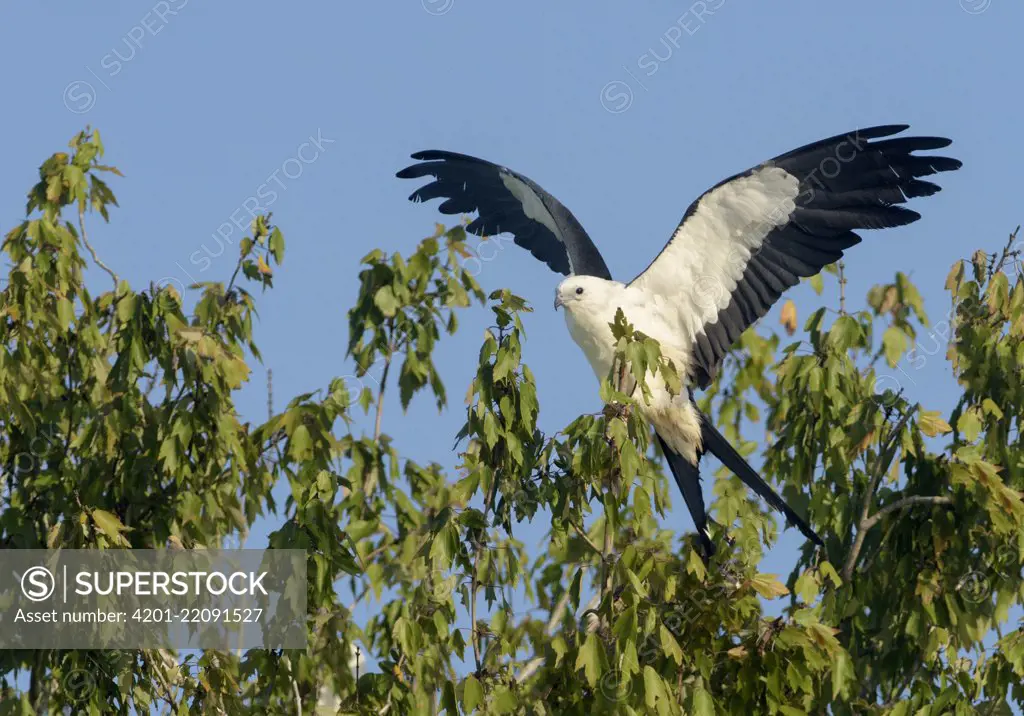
[463,675,483,712]
[441,681,458,714]
[374,285,399,316]
[795,570,820,603]
[957,408,983,443]
[116,293,136,323]
[751,573,789,599]
[56,297,74,329]
[981,398,1004,420]
[575,631,607,687]
[881,326,907,367]
[659,624,683,666]
[269,226,285,264]
[491,687,517,714]
[831,650,854,700]
[91,509,129,537]
[643,666,668,710]
[919,410,953,438]
[818,561,843,589]
[492,347,516,382]
[692,685,715,716]
[809,273,824,295]
[569,568,584,610]
[828,315,862,353]
[686,547,707,582]
[944,259,965,292]
[288,424,313,460]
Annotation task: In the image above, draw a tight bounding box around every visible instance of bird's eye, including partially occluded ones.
[575,287,584,295]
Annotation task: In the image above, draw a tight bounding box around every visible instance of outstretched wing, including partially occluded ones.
[397,150,612,279]
[629,124,961,389]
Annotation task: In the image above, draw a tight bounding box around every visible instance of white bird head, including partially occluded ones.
[553,276,621,312]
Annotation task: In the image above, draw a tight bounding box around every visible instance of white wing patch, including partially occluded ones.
[632,165,799,342]
[499,171,571,268]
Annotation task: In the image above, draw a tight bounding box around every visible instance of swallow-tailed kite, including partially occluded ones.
[397,125,960,559]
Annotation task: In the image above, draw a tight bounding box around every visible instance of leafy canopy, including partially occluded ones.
[1,131,1022,715]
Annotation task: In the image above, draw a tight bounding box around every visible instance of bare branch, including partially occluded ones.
[990,226,1021,277]
[79,204,118,287]
[862,496,954,531]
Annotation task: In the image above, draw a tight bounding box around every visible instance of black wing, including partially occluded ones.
[629,124,961,389]
[397,150,612,280]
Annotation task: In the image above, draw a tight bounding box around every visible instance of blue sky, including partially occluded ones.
[2,0,1022,702]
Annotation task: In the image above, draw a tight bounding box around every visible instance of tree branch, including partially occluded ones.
[470,471,500,672]
[838,260,847,315]
[990,226,1020,277]
[862,496,953,531]
[600,510,614,599]
[841,403,918,581]
[79,204,118,287]
[373,353,392,443]
[569,519,603,557]
[516,575,594,684]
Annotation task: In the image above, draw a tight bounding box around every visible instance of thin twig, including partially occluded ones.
[569,519,603,557]
[291,675,303,716]
[990,227,1020,277]
[858,517,898,574]
[143,650,179,713]
[515,567,590,683]
[267,369,274,421]
[600,509,614,599]
[838,260,847,315]
[79,204,118,287]
[373,354,392,442]
[226,255,244,295]
[841,403,919,581]
[470,472,501,672]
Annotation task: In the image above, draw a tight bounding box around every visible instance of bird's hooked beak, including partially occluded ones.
[554,293,563,311]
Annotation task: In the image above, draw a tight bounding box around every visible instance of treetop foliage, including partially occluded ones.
[1,131,1022,714]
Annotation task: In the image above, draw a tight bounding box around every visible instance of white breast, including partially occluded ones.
[562,287,703,461]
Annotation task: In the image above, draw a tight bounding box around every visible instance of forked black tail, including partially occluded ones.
[658,433,715,560]
[658,412,823,563]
